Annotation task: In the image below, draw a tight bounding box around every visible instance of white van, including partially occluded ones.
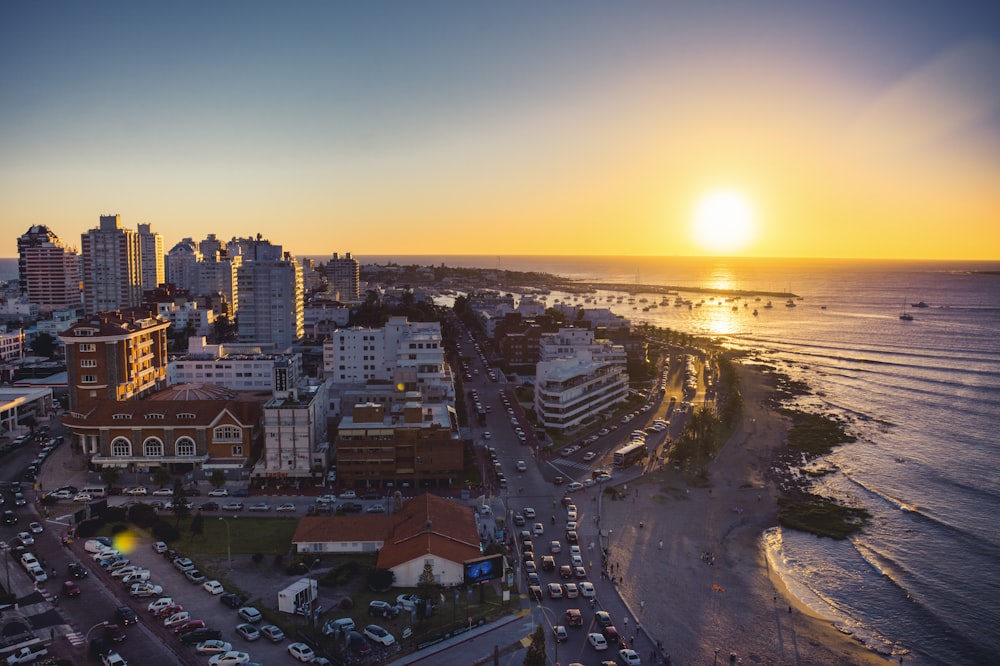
[122,570,151,584]
[79,486,107,498]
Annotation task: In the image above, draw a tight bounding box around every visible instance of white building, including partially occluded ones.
[80,214,143,314]
[155,300,214,337]
[136,223,164,292]
[255,380,329,482]
[323,316,454,402]
[169,337,302,392]
[236,244,303,352]
[0,328,26,363]
[534,329,629,433]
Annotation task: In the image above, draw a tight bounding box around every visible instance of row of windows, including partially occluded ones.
[109,437,244,458]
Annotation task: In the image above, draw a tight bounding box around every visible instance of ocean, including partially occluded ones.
[364,255,999,665]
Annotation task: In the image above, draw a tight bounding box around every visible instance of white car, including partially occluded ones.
[147,597,174,613]
[207,488,229,497]
[618,648,642,665]
[163,611,190,627]
[522,507,536,519]
[101,653,127,666]
[195,640,232,655]
[588,632,608,651]
[567,482,584,492]
[73,493,93,503]
[550,540,562,553]
[582,452,597,461]
[202,580,224,595]
[276,503,296,512]
[533,522,544,536]
[580,581,596,598]
[287,642,315,662]
[151,487,173,496]
[15,532,33,546]
[124,487,147,496]
[364,624,395,646]
[208,652,250,666]
[338,490,357,499]
[366,503,386,513]
[515,460,527,472]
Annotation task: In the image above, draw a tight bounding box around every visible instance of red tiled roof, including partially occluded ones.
[291,494,481,568]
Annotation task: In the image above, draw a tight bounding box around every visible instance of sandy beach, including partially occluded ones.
[602,364,893,666]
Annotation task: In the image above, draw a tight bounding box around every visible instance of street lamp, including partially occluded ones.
[84,621,108,662]
[534,602,559,666]
[218,517,232,570]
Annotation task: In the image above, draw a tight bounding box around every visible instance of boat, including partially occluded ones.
[911,301,929,308]
[763,301,773,309]
[899,299,914,321]
[752,309,758,316]
[785,299,796,307]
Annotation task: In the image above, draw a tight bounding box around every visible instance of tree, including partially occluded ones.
[171,478,190,525]
[30,333,57,359]
[523,625,547,666]
[209,470,227,489]
[100,466,121,489]
[190,513,204,538]
[153,467,171,489]
[416,561,437,601]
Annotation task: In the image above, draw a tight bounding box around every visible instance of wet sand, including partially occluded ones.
[603,365,892,666]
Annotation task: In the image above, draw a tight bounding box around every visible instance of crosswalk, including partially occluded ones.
[65,630,86,646]
[553,459,594,472]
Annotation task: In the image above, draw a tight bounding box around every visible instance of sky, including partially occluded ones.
[2,1,999,260]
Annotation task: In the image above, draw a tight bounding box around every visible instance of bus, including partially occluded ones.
[613,441,648,468]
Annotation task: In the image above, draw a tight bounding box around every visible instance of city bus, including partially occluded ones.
[613,441,648,468]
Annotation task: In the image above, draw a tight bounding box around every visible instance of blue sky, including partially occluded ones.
[2,1,999,259]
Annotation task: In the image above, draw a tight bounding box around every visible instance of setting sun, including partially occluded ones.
[692,190,756,255]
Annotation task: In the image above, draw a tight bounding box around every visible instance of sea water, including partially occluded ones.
[369,255,999,665]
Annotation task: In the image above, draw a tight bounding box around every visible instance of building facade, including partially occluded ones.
[80,215,143,314]
[136,223,164,292]
[534,344,629,434]
[17,225,81,314]
[326,252,360,302]
[334,400,461,490]
[58,310,171,410]
[236,243,303,351]
[255,380,329,483]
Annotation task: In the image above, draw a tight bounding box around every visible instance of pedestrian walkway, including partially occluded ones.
[64,630,86,646]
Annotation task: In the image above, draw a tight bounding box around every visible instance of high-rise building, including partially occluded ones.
[327,252,360,301]
[136,223,164,292]
[80,214,142,314]
[236,238,303,351]
[17,225,81,313]
[164,238,201,292]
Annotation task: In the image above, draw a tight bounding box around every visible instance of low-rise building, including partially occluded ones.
[291,493,480,587]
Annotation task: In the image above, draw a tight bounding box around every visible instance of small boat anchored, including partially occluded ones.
[899,299,914,321]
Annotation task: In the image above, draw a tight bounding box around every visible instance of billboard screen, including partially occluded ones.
[463,553,504,584]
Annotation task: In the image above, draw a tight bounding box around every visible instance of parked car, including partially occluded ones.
[219,593,243,609]
[260,624,285,642]
[363,624,395,646]
[221,502,244,512]
[237,607,262,623]
[203,580,224,595]
[163,611,190,627]
[287,642,315,662]
[247,502,270,512]
[368,600,400,618]
[185,569,207,584]
[195,640,232,656]
[276,503,296,512]
[235,623,260,641]
[208,652,251,666]
[180,628,222,646]
[207,488,229,497]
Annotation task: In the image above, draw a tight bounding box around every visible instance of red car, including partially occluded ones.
[565,609,583,626]
[62,581,81,597]
[174,620,207,635]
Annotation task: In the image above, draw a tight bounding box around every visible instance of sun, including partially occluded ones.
[692,190,756,254]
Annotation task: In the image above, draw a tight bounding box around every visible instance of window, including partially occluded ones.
[214,425,242,442]
[175,438,196,456]
[145,413,164,420]
[178,412,195,419]
[79,343,96,351]
[231,445,244,457]
[80,359,97,368]
[112,413,132,420]
[111,438,131,457]
[143,438,163,457]
[82,375,97,384]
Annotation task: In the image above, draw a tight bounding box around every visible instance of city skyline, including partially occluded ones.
[2,2,999,260]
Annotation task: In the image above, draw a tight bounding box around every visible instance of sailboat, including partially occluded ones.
[899,299,914,321]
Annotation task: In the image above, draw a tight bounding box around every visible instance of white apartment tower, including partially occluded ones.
[80,214,142,314]
[17,225,81,314]
[236,239,303,351]
[136,223,164,292]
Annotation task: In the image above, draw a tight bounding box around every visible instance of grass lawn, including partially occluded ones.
[171,516,299,556]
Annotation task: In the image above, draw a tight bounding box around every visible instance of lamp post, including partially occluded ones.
[534,602,559,665]
[84,621,108,663]
[218,517,232,570]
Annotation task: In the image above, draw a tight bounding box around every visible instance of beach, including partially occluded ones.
[603,364,894,666]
